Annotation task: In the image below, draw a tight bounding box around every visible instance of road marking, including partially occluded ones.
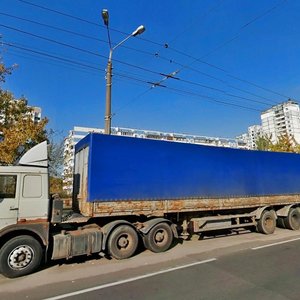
[44,258,217,300]
[252,237,300,250]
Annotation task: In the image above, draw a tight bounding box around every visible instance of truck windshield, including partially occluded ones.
[0,175,17,198]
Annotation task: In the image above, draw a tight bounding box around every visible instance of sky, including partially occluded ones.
[1,0,300,140]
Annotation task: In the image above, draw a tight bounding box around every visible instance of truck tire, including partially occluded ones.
[107,225,138,260]
[257,210,276,235]
[143,222,173,253]
[284,208,300,230]
[0,235,43,278]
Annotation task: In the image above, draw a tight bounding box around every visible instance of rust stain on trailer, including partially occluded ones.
[77,194,300,218]
[17,218,48,224]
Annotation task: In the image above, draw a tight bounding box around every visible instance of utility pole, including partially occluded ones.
[102,9,145,134]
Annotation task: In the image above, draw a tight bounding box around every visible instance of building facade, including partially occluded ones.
[261,100,300,144]
[237,100,300,149]
[247,125,263,149]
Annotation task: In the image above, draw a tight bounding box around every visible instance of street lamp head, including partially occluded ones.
[131,25,145,37]
[102,9,109,26]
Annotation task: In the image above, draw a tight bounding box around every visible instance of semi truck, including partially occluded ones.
[1,133,300,278]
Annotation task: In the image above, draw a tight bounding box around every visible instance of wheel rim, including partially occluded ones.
[117,234,132,251]
[264,216,274,231]
[8,245,34,270]
[154,228,168,247]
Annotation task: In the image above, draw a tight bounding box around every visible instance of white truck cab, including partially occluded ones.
[0,142,49,230]
[0,142,51,278]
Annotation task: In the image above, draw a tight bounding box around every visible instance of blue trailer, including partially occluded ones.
[72,133,300,255]
[1,134,300,278]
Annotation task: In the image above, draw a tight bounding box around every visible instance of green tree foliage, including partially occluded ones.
[0,61,48,164]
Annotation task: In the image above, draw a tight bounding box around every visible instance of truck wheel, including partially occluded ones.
[107,225,138,260]
[143,223,173,253]
[284,208,300,230]
[257,210,276,235]
[0,235,43,278]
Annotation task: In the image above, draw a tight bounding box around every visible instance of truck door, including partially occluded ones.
[18,174,49,221]
[0,174,19,229]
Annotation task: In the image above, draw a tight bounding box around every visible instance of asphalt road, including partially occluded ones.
[1,228,300,300]
[64,241,300,300]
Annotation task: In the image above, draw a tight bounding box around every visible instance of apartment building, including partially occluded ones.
[247,125,263,149]
[237,100,300,149]
[261,100,300,144]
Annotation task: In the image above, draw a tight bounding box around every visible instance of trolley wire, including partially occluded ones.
[15,0,291,101]
[2,41,264,113]
[1,23,279,106]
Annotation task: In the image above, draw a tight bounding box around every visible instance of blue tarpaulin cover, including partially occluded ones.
[75,133,300,202]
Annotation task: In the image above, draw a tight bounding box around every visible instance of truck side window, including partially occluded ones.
[0,175,17,198]
[22,175,42,198]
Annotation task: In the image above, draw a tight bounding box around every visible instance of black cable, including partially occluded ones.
[2,41,105,72]
[12,1,292,100]
[1,35,276,110]
[1,23,278,106]
[2,41,263,113]
[0,24,161,76]
[16,0,162,47]
[201,0,287,59]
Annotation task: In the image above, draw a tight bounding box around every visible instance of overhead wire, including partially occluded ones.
[1,41,156,84]
[0,23,278,106]
[200,0,288,59]
[1,41,265,113]
[0,12,174,63]
[0,24,161,76]
[161,0,290,99]
[15,0,292,102]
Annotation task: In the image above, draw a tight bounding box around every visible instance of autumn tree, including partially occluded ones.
[256,134,273,151]
[0,61,48,164]
[256,133,300,154]
[269,134,296,153]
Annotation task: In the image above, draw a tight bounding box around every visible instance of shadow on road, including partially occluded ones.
[198,228,253,240]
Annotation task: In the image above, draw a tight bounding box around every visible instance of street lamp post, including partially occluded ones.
[101,9,145,134]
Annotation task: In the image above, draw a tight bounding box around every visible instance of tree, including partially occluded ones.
[47,130,66,197]
[0,62,15,83]
[47,129,64,178]
[256,134,273,151]
[256,132,300,154]
[0,61,48,164]
[0,60,66,196]
[269,134,296,153]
